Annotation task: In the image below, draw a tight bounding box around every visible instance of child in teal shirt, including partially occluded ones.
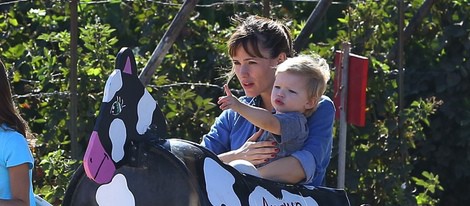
[0,59,36,206]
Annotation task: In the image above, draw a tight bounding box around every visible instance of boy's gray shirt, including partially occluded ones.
[257,112,308,166]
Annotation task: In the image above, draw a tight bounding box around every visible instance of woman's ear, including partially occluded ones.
[277,52,287,64]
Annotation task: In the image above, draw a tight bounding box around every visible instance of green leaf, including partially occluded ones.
[12,72,21,82]
[34,119,47,123]
[337,18,348,24]
[4,44,26,59]
[86,67,102,76]
[8,18,18,26]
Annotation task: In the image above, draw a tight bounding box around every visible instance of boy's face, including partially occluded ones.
[271,72,315,114]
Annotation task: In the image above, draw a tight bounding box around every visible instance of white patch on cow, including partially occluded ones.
[103,70,123,103]
[249,186,319,206]
[96,174,135,206]
[136,90,156,135]
[204,158,241,206]
[229,159,260,177]
[109,119,126,162]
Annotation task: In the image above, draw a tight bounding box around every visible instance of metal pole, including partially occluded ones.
[337,42,351,189]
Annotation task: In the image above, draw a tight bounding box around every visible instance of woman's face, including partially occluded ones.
[231,46,279,98]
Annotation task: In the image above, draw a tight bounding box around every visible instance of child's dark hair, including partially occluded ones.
[0,59,30,138]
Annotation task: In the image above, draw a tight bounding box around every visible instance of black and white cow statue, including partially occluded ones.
[62,47,351,206]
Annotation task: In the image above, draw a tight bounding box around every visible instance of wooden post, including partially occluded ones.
[293,0,333,52]
[337,42,351,189]
[398,0,405,141]
[139,0,199,86]
[387,0,436,61]
[262,0,270,17]
[69,0,79,160]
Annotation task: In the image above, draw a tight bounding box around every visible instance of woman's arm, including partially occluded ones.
[258,156,305,183]
[217,129,278,165]
[0,164,30,206]
[201,110,233,155]
[204,95,280,165]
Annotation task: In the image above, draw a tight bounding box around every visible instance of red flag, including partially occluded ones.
[333,51,368,127]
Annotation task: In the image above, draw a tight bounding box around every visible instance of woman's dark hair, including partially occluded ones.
[227,15,295,59]
[0,59,30,138]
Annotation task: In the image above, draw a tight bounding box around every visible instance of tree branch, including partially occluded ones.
[293,0,333,52]
[387,0,437,62]
[139,0,199,86]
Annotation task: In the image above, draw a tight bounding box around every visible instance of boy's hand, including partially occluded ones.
[218,84,240,111]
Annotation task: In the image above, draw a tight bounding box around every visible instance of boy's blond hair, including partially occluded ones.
[275,55,330,117]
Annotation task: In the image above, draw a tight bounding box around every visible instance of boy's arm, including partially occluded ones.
[218,84,281,135]
[234,101,281,135]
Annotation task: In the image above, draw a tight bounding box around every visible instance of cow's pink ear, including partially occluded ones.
[115,47,138,76]
[123,57,132,75]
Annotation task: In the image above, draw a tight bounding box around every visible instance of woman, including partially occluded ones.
[201,15,335,186]
[0,59,36,206]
